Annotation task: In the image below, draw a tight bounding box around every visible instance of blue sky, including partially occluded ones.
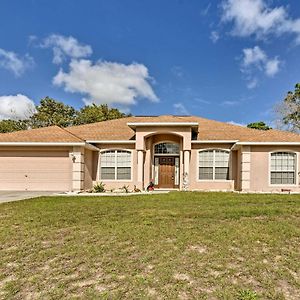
[0,0,300,125]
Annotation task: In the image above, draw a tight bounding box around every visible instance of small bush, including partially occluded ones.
[122,185,130,193]
[237,289,258,300]
[93,182,106,193]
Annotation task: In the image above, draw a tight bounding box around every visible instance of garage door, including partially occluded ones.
[0,150,72,191]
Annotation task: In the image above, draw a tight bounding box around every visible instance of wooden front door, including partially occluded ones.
[158,157,175,188]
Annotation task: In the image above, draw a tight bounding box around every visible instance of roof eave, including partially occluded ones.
[127,122,199,129]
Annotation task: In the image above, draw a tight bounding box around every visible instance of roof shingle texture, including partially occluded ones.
[66,115,300,142]
[0,126,83,143]
[0,116,299,143]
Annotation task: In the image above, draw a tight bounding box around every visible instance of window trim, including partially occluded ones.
[197,148,231,182]
[269,150,298,186]
[99,149,133,182]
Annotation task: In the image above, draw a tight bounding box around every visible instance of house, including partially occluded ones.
[0,115,300,193]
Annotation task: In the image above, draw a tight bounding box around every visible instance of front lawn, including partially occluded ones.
[0,192,300,299]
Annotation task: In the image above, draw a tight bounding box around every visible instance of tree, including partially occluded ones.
[29,96,76,128]
[275,83,300,132]
[247,121,271,130]
[74,104,128,125]
[0,119,28,133]
[0,97,128,133]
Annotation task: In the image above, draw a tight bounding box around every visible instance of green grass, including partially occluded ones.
[0,192,300,299]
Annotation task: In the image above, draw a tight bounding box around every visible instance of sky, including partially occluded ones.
[0,0,300,126]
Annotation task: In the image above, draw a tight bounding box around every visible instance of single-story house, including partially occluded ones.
[0,115,300,193]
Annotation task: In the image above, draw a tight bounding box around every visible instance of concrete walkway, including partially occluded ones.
[0,191,55,204]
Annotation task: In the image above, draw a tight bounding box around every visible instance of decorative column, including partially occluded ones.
[241,146,251,192]
[137,150,144,190]
[183,150,190,191]
[71,146,85,192]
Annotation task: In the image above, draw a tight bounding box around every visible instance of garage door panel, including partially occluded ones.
[0,151,69,157]
[0,151,72,191]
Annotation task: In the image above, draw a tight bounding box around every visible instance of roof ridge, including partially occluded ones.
[59,126,85,142]
[67,116,135,129]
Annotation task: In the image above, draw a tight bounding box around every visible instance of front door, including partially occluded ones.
[158,157,175,188]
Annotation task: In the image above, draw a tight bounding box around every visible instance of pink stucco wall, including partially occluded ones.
[250,146,300,192]
[86,135,300,193]
[189,143,235,191]
[92,143,137,191]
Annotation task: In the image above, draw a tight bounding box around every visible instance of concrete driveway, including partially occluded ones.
[0,191,55,204]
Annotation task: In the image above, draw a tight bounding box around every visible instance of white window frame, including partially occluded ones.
[269,151,298,186]
[99,149,133,181]
[197,149,231,181]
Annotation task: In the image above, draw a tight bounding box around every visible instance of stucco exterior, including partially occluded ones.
[0,115,300,192]
[250,146,300,192]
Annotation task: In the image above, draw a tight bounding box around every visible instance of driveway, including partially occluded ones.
[0,191,55,204]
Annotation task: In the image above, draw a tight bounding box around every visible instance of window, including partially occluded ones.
[100,150,131,180]
[270,152,296,185]
[154,142,179,154]
[198,150,230,180]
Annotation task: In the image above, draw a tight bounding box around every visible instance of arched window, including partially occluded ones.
[270,152,296,185]
[154,142,179,154]
[100,150,131,180]
[198,149,230,180]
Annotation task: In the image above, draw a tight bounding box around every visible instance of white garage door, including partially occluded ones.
[0,150,72,191]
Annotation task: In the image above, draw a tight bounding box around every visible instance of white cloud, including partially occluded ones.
[53,59,158,106]
[265,57,280,77]
[242,46,266,67]
[221,0,300,44]
[0,94,36,120]
[241,46,281,88]
[227,120,245,127]
[0,48,33,77]
[173,103,189,115]
[42,34,92,64]
[210,31,220,43]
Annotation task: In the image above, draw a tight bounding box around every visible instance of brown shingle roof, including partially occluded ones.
[66,115,300,143]
[0,126,84,143]
[0,115,299,143]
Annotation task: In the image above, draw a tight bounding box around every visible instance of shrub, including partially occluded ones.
[93,182,106,193]
[121,185,130,193]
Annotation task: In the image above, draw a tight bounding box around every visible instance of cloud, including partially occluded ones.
[173,103,189,115]
[210,31,220,43]
[221,100,239,106]
[221,0,300,44]
[42,34,92,64]
[53,59,158,106]
[242,46,266,67]
[246,78,258,89]
[201,3,211,16]
[264,57,280,77]
[0,48,34,77]
[227,120,246,127]
[194,97,210,105]
[240,46,281,88]
[0,94,36,120]
[171,66,184,78]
